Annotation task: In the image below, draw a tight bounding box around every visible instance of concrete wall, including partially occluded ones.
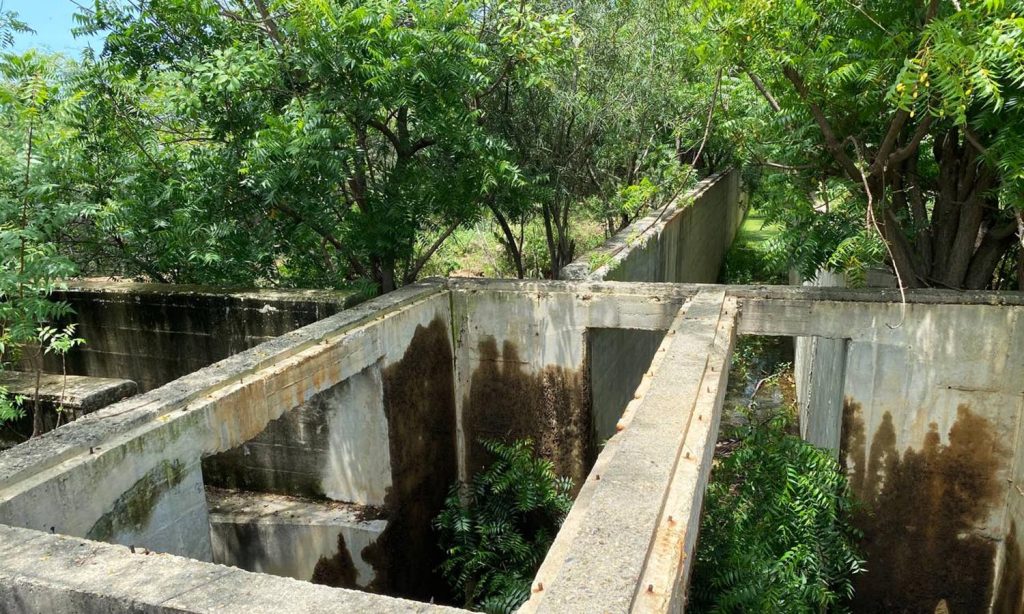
[791,270,849,454]
[0,284,448,588]
[48,281,359,391]
[0,523,465,614]
[743,285,1024,613]
[833,303,1024,612]
[561,169,743,285]
[560,170,743,452]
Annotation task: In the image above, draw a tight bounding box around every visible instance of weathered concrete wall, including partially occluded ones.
[834,303,1024,612]
[0,284,445,567]
[5,281,1023,613]
[448,281,692,489]
[202,366,391,504]
[451,285,593,487]
[48,281,359,391]
[561,170,742,452]
[741,285,1024,613]
[561,169,743,285]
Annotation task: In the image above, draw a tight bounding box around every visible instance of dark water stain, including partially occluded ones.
[841,398,867,497]
[87,458,188,542]
[993,521,1024,614]
[841,400,1004,613]
[463,337,593,488]
[312,532,358,589]
[362,316,457,602]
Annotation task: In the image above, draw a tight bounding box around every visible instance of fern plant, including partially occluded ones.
[434,439,572,614]
[690,409,864,613]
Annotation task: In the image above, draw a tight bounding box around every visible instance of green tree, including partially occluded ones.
[701,0,1024,289]
[480,0,721,278]
[75,0,571,292]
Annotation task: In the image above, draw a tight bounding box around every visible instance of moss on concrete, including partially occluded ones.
[86,459,189,543]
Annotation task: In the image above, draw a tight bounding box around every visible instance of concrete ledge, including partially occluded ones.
[529,289,736,613]
[0,372,137,414]
[207,487,386,588]
[62,279,362,306]
[0,524,465,614]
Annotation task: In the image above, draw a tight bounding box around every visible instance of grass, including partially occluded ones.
[720,207,786,285]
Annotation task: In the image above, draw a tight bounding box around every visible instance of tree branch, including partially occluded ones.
[366,118,402,153]
[273,201,368,278]
[873,109,909,169]
[782,65,862,181]
[745,69,781,113]
[405,220,462,283]
[888,115,935,165]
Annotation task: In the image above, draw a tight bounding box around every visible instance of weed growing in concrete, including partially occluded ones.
[434,439,572,614]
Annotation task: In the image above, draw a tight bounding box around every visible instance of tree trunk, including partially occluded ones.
[490,204,525,278]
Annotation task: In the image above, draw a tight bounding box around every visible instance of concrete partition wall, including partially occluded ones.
[47,281,360,391]
[448,280,690,487]
[739,288,1024,613]
[0,283,453,596]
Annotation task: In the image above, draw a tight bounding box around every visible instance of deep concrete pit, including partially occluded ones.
[0,280,1023,613]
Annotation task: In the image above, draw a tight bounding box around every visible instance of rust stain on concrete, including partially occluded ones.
[841,400,1004,613]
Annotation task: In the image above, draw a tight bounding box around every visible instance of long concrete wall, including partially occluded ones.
[47,281,360,391]
[560,170,744,445]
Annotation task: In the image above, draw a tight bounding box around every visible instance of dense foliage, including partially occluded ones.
[0,0,729,292]
[700,0,1024,289]
[690,409,864,613]
[434,439,572,614]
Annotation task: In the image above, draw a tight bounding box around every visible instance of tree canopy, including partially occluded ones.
[703,0,1024,288]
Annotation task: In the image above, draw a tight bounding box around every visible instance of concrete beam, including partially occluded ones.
[0,524,464,614]
[528,289,736,613]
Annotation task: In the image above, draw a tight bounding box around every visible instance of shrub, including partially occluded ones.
[689,410,864,613]
[434,439,572,614]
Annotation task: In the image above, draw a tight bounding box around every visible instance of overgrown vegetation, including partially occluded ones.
[434,439,572,614]
[705,0,1024,290]
[719,207,786,285]
[690,407,865,613]
[0,13,87,437]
